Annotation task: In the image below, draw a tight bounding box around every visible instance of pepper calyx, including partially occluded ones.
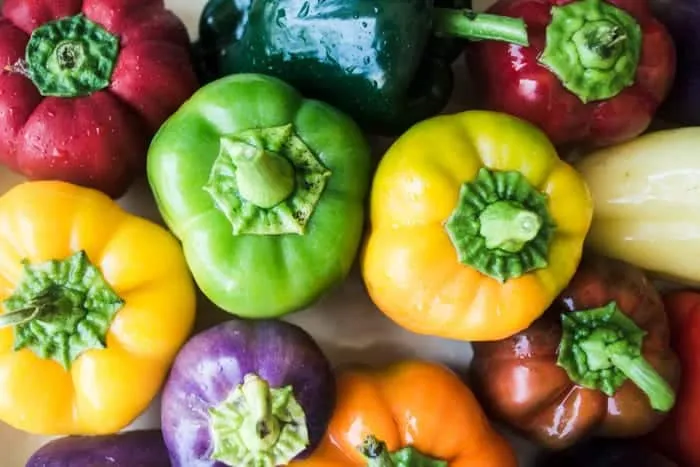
[208,373,309,466]
[0,250,124,370]
[557,301,676,412]
[444,168,556,283]
[204,124,332,236]
[538,0,642,103]
[22,14,120,97]
[358,435,447,467]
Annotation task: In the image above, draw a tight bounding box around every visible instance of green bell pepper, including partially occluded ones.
[193,0,528,135]
[147,74,372,318]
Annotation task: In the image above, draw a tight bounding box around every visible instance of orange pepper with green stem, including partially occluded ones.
[292,360,517,467]
[361,111,593,341]
[0,181,196,435]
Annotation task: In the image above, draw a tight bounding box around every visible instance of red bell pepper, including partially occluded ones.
[467,0,675,148]
[0,0,199,198]
[649,291,700,467]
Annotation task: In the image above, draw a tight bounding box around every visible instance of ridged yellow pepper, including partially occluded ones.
[0,181,196,435]
[361,111,593,341]
[575,127,700,286]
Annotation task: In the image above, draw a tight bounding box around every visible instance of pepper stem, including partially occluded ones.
[208,373,309,466]
[478,201,542,253]
[609,352,675,412]
[239,375,281,451]
[223,138,296,209]
[444,168,555,283]
[360,436,395,467]
[1,251,124,370]
[432,8,529,46]
[24,14,120,97]
[358,435,447,467]
[557,302,676,412]
[538,0,642,103]
[0,291,55,328]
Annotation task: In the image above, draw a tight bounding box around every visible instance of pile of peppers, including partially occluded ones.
[3,0,700,467]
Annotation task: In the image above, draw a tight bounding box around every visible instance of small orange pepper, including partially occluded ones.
[293,360,517,467]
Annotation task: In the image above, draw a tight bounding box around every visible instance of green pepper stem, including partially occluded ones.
[537,0,642,103]
[432,8,529,46]
[0,288,58,328]
[557,302,676,413]
[610,352,676,412]
[24,14,120,97]
[358,435,448,467]
[222,138,296,209]
[478,200,542,253]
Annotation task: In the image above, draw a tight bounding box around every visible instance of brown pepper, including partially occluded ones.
[471,255,681,450]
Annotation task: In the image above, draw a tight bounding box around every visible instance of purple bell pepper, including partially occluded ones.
[161,318,335,467]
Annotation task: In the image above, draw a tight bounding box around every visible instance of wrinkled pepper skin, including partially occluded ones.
[26,430,171,467]
[537,439,678,467]
[0,181,196,435]
[468,0,675,148]
[292,360,517,467]
[195,0,526,135]
[471,255,680,450]
[0,0,199,198]
[147,74,371,319]
[361,111,593,342]
[649,291,700,467]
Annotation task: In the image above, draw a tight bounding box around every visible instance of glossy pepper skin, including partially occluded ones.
[575,128,700,287]
[649,291,700,467]
[291,360,517,467]
[467,0,675,148]
[0,181,196,436]
[195,0,529,135]
[471,255,680,450]
[147,73,371,319]
[0,0,199,198]
[361,111,593,342]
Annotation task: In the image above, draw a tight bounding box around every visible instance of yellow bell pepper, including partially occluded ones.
[0,181,196,435]
[361,111,593,341]
[575,127,700,286]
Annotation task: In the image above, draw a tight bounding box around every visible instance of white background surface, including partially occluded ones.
[0,0,540,465]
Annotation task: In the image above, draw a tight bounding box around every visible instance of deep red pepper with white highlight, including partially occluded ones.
[467,0,675,148]
[0,0,199,198]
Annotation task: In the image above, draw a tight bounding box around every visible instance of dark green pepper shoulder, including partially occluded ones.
[194,0,528,136]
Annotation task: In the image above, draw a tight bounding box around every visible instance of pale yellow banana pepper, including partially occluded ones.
[575,127,700,285]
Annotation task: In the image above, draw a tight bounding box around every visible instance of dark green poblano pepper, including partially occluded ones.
[193,0,528,135]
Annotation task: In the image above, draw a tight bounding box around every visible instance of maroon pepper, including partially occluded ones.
[0,0,199,198]
[467,0,675,148]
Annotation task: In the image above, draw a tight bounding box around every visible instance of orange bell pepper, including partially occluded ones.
[0,181,196,435]
[292,360,517,467]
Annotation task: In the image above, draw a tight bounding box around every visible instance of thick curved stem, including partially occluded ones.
[557,302,676,412]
